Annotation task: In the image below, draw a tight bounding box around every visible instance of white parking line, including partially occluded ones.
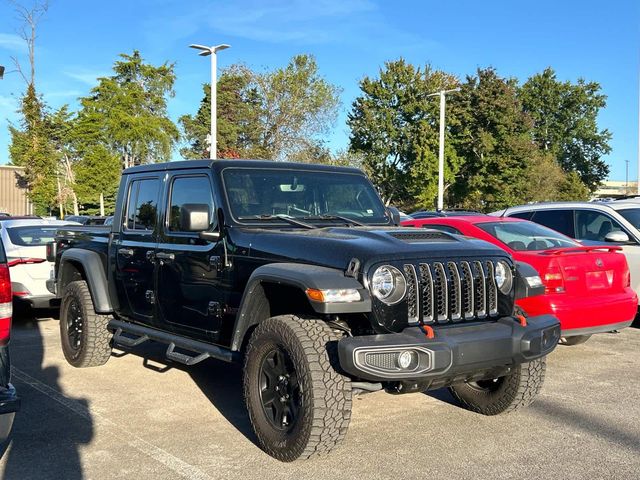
[11,366,214,480]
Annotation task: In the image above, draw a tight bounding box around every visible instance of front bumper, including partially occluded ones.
[338,315,560,382]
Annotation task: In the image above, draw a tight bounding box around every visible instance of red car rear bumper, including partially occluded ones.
[517,288,638,336]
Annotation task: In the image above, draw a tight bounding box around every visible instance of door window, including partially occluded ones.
[530,210,575,237]
[168,176,215,232]
[575,210,625,242]
[510,211,534,221]
[126,178,160,231]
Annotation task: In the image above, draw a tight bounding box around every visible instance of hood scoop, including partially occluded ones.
[389,231,455,243]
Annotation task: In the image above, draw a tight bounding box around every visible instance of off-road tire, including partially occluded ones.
[243,315,352,461]
[560,334,591,346]
[448,357,546,415]
[60,280,112,368]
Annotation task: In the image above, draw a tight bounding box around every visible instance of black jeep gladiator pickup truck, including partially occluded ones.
[48,159,560,461]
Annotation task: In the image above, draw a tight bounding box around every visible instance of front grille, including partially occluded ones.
[403,260,501,324]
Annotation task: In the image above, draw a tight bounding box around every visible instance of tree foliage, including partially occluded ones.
[76,50,179,169]
[519,67,611,191]
[8,84,58,214]
[180,54,341,161]
[347,59,460,207]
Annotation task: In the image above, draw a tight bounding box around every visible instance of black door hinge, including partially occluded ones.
[145,290,155,304]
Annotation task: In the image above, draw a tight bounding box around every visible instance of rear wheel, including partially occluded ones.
[448,357,546,415]
[243,315,352,461]
[60,280,112,368]
[560,334,591,346]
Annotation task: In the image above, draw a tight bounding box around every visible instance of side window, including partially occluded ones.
[510,211,534,221]
[126,178,160,231]
[530,210,575,237]
[168,176,215,232]
[421,224,462,235]
[575,210,625,242]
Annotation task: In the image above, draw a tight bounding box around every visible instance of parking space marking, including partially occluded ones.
[11,366,214,480]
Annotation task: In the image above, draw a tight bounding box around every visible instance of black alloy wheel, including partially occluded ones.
[258,347,302,431]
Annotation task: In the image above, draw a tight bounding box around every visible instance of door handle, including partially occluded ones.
[118,248,134,258]
[155,252,175,262]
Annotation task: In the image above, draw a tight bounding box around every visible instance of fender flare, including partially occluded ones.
[58,249,113,313]
[230,263,370,351]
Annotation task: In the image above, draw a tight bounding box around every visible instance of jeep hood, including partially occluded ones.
[231,226,509,273]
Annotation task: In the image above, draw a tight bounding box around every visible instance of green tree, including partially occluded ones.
[519,67,610,191]
[449,68,538,211]
[348,59,459,208]
[73,145,121,214]
[180,65,263,159]
[8,84,58,214]
[180,54,340,161]
[76,50,179,169]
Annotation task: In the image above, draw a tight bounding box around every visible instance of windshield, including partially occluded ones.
[476,221,578,251]
[7,225,62,247]
[222,168,389,225]
[617,208,640,230]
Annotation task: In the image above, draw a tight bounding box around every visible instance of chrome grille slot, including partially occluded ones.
[419,263,434,323]
[403,264,419,324]
[433,262,448,322]
[447,262,462,321]
[472,261,487,318]
[460,261,475,319]
[486,261,498,315]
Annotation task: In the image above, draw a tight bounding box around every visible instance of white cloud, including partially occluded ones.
[63,70,108,86]
[0,33,26,53]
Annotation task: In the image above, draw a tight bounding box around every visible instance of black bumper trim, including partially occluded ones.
[561,319,634,337]
[337,315,560,382]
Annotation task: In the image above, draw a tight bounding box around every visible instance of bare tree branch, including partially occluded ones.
[9,0,49,86]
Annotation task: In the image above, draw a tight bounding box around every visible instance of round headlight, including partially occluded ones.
[495,261,513,294]
[371,265,406,304]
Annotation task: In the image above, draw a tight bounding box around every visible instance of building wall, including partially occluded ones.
[593,180,639,199]
[0,165,33,215]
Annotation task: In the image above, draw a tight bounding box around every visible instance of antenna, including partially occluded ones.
[500,206,509,218]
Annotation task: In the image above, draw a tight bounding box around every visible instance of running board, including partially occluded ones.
[109,319,237,364]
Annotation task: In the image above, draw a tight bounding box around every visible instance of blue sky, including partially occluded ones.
[0,0,638,181]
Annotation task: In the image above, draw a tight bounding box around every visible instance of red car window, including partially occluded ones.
[476,221,578,251]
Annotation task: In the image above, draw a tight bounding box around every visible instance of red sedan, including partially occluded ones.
[401,215,637,345]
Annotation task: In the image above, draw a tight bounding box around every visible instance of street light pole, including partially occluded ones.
[189,43,230,159]
[428,88,460,210]
[626,159,630,193]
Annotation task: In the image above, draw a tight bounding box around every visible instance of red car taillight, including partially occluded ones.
[7,257,46,267]
[543,260,565,294]
[0,264,12,344]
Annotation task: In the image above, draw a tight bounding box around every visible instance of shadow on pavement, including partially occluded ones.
[423,387,459,407]
[530,398,640,453]
[115,341,257,445]
[2,308,92,480]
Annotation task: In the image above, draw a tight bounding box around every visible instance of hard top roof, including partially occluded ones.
[123,159,364,175]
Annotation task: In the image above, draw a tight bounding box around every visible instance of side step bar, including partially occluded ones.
[109,319,238,365]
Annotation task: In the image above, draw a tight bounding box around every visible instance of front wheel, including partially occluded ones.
[60,280,112,368]
[243,315,352,461]
[448,357,546,415]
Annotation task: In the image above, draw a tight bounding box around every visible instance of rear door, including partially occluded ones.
[155,171,226,343]
[113,176,161,324]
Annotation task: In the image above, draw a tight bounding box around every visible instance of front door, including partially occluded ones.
[155,172,226,343]
[114,176,161,324]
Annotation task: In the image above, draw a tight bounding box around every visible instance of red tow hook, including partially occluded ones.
[516,315,527,327]
[422,325,435,339]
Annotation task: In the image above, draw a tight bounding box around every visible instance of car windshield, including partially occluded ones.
[222,168,389,225]
[7,225,62,247]
[476,221,578,251]
[617,208,640,230]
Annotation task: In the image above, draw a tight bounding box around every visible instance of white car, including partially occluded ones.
[491,201,640,303]
[0,218,78,309]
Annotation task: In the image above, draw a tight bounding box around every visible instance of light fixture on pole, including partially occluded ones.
[189,43,230,159]
[0,66,5,80]
[427,88,460,210]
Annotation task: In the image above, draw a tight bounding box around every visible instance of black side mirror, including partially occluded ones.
[180,204,210,232]
[387,206,401,226]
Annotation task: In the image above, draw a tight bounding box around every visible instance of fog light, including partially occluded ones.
[397,350,416,369]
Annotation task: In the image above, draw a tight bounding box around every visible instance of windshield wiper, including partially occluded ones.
[303,215,366,227]
[237,214,316,229]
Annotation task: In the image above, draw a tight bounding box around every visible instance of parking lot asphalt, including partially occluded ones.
[1,312,639,480]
